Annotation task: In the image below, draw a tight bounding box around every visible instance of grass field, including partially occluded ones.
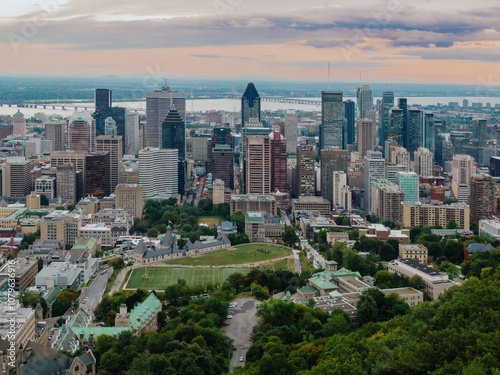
[198,215,224,226]
[165,243,292,266]
[126,267,251,290]
[267,258,295,272]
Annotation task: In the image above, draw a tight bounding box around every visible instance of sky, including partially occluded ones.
[1,0,500,84]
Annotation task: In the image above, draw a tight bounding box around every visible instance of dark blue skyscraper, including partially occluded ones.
[344,100,356,146]
[241,83,261,127]
[380,91,394,149]
[95,89,112,112]
[398,98,408,148]
[93,106,126,154]
[162,107,186,195]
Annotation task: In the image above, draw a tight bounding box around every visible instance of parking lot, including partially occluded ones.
[222,296,259,372]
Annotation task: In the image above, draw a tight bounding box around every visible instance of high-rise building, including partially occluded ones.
[389,107,404,145]
[95,89,112,112]
[45,119,66,151]
[139,147,178,198]
[96,135,123,195]
[320,91,344,150]
[241,83,261,126]
[115,184,144,218]
[489,156,500,177]
[241,120,270,193]
[390,146,410,170]
[357,119,374,157]
[125,111,140,156]
[93,107,126,153]
[297,145,316,196]
[333,171,350,210]
[211,145,234,190]
[321,148,348,208]
[344,100,356,146]
[395,171,419,202]
[284,110,298,155]
[452,154,476,203]
[68,110,96,152]
[192,136,211,162]
[161,107,186,195]
[146,85,186,148]
[423,113,435,154]
[363,150,386,214]
[356,85,373,119]
[2,157,31,197]
[398,98,408,148]
[472,119,488,148]
[469,174,495,222]
[270,130,287,192]
[12,110,26,139]
[380,92,394,148]
[371,179,404,223]
[56,164,77,204]
[407,108,423,159]
[246,136,271,195]
[85,152,109,198]
[414,148,433,177]
[104,117,117,136]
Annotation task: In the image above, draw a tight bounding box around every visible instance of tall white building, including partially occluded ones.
[145,85,186,148]
[333,171,351,210]
[125,111,140,156]
[356,85,373,119]
[284,110,298,155]
[390,146,411,170]
[452,154,476,184]
[414,147,433,177]
[364,150,386,214]
[139,147,178,198]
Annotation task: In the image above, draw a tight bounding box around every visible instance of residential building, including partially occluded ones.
[414,147,433,176]
[390,146,410,169]
[469,174,495,222]
[395,171,419,202]
[407,108,423,157]
[379,91,394,149]
[332,171,350,210]
[0,298,36,348]
[402,202,470,230]
[363,150,386,214]
[399,244,428,264]
[371,179,404,223]
[297,145,316,196]
[452,154,475,202]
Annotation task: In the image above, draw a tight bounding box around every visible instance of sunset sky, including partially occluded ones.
[1,0,500,83]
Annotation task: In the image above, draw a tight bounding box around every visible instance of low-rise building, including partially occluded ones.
[381,287,424,307]
[292,196,331,216]
[244,211,285,242]
[388,258,456,300]
[402,202,470,230]
[0,257,38,291]
[0,296,36,348]
[399,244,428,264]
[217,221,238,236]
[479,219,500,240]
[326,232,349,245]
[230,194,277,215]
[35,261,82,290]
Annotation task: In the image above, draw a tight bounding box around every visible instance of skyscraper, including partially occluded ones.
[469,174,494,222]
[270,130,287,192]
[321,148,348,208]
[241,119,270,193]
[357,119,374,157]
[95,89,112,112]
[2,157,31,197]
[407,108,423,159]
[161,107,186,195]
[85,152,109,198]
[125,112,140,156]
[423,112,435,154]
[452,154,476,203]
[380,92,394,148]
[12,110,26,139]
[472,119,487,148]
[245,135,271,195]
[96,135,123,195]
[297,145,316,196]
[146,85,186,148]
[284,110,298,155]
[241,82,261,126]
[332,171,350,210]
[45,119,66,151]
[211,145,234,190]
[93,106,126,153]
[363,150,386,214]
[104,117,117,136]
[389,107,404,145]
[320,90,344,150]
[398,98,408,148]
[414,147,433,177]
[68,110,96,152]
[139,147,178,198]
[356,85,373,119]
[56,164,77,204]
[344,100,356,146]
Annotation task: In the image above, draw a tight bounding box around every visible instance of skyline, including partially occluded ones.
[1,1,500,84]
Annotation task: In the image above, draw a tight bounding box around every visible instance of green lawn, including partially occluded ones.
[165,243,292,266]
[198,215,224,226]
[126,267,251,290]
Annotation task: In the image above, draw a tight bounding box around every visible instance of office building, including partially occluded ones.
[95,88,112,112]
[379,92,394,148]
[56,163,77,204]
[211,145,234,190]
[472,119,488,148]
[125,111,140,155]
[407,108,423,158]
[146,85,186,148]
[395,171,419,202]
[469,174,495,222]
[0,124,13,139]
[371,179,404,223]
[402,202,470,230]
[344,100,356,146]
[241,119,272,193]
[363,151,386,213]
[96,135,123,195]
[284,110,298,155]
[25,138,41,157]
[230,194,277,216]
[67,110,96,152]
[192,136,211,162]
[356,85,373,119]
[452,154,475,202]
[161,107,186,195]
[35,176,56,199]
[398,98,408,148]
[139,147,178,198]
[246,135,271,195]
[297,145,316,196]
[320,90,344,150]
[386,164,409,184]
[321,148,348,208]
[291,196,332,216]
[414,147,433,176]
[93,106,127,153]
[241,82,261,126]
[423,112,435,154]
[12,110,26,138]
[2,157,31,197]
[357,119,374,157]
[85,152,109,198]
[104,117,117,135]
[389,107,404,145]
[45,119,66,151]
[114,184,144,218]
[270,130,287,192]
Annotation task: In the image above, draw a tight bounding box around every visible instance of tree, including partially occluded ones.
[409,274,426,291]
[177,238,187,249]
[447,220,459,229]
[147,228,159,238]
[379,243,397,261]
[282,226,299,248]
[231,210,245,233]
[198,199,214,215]
[357,293,378,324]
[52,289,78,316]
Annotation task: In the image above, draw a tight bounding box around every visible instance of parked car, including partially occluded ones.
[227,315,233,319]
[239,357,244,362]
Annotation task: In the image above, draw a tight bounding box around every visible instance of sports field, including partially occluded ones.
[198,215,224,226]
[126,267,251,290]
[166,243,292,266]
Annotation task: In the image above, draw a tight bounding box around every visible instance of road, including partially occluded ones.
[110,265,134,294]
[303,242,327,269]
[292,250,302,274]
[223,296,259,372]
[79,267,111,319]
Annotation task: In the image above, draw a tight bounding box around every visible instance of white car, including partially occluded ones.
[227,315,233,319]
[239,357,244,362]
